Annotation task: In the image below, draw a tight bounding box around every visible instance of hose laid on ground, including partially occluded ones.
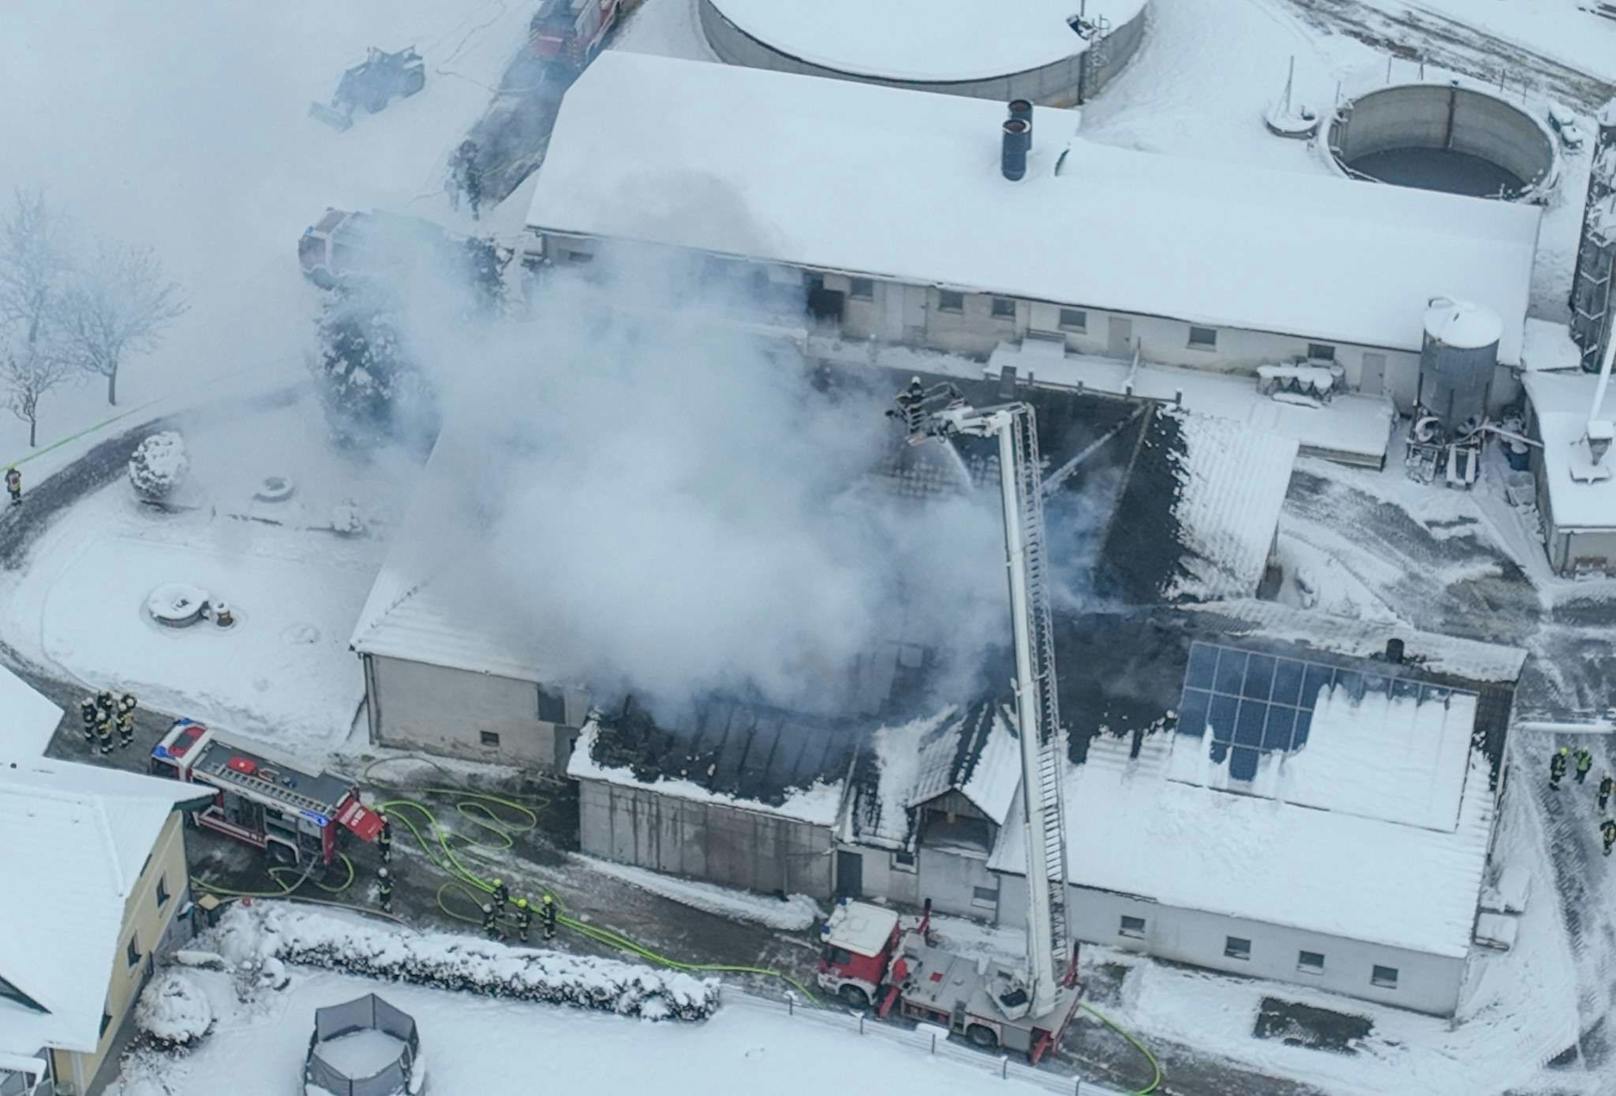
[1079,1002,1163,1096]
[190,851,356,899]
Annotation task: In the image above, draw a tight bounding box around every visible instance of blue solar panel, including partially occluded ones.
[1174,640,1476,782]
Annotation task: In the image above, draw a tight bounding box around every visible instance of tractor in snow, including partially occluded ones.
[309,47,426,131]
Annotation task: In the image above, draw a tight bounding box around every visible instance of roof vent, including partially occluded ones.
[1001,118,1030,182]
[1008,98,1033,150]
[1385,638,1404,664]
[1589,418,1614,466]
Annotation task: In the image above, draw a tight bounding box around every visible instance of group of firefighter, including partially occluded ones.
[1548,745,1616,856]
[77,690,138,755]
[371,815,557,943]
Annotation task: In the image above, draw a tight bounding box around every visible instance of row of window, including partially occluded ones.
[1116,916,1399,990]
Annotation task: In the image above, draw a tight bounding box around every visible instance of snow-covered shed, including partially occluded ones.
[526,52,1541,414]
[1522,370,1616,575]
[839,700,1022,916]
[0,755,211,1096]
[987,601,1525,1017]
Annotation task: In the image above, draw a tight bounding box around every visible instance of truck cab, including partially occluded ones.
[815,900,901,1010]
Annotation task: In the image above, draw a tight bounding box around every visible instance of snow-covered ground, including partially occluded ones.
[0,395,403,745]
[1359,0,1616,82]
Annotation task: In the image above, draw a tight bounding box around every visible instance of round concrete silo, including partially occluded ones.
[1419,298,1501,436]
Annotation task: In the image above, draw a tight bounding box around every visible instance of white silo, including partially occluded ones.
[1419,298,1501,438]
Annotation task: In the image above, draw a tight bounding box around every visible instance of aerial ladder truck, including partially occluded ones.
[815,379,1080,1061]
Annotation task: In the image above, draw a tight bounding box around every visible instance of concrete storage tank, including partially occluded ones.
[1419,298,1501,436]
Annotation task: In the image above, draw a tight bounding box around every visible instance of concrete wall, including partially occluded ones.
[578,778,835,899]
[698,1,1148,108]
[364,654,585,774]
[996,873,1465,1016]
[51,812,192,1096]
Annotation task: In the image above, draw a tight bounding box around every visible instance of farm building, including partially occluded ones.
[1522,369,1616,575]
[698,0,1147,107]
[525,52,1542,427]
[981,600,1525,1017]
[0,749,212,1096]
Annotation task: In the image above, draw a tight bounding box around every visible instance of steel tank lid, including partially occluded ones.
[1423,298,1502,350]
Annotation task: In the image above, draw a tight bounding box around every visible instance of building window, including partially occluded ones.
[991,297,1016,319]
[567,250,593,264]
[1188,325,1218,350]
[849,277,875,301]
[1059,308,1087,331]
[1224,936,1251,960]
[1371,964,1399,989]
[479,730,501,748]
[971,886,999,908]
[536,687,566,725]
[1119,915,1146,938]
[937,290,965,313]
[1297,950,1325,974]
[156,875,170,909]
[891,849,916,873]
[126,935,142,969]
[1306,342,1336,362]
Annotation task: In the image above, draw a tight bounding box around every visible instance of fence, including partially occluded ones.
[304,993,420,1096]
[732,991,1130,1096]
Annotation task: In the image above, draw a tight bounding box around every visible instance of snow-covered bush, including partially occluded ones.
[218,903,719,1022]
[313,295,437,452]
[134,970,213,1049]
[331,500,365,536]
[128,431,188,501]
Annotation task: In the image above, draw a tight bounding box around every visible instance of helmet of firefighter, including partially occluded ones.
[542,893,554,904]
[516,897,528,909]
[493,878,504,889]
[378,867,389,879]
[1561,746,1570,756]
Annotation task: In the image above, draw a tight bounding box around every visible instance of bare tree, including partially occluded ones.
[2,342,75,447]
[60,242,186,405]
[0,189,72,347]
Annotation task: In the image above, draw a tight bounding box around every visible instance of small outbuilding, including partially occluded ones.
[1522,370,1616,575]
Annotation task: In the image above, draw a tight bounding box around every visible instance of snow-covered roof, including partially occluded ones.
[0,665,63,758]
[705,0,1144,83]
[822,901,899,958]
[1523,371,1616,531]
[0,758,209,1056]
[1520,318,1583,373]
[528,53,1541,363]
[567,719,846,826]
[989,717,1494,957]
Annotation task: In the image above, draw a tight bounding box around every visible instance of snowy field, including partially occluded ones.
[114,965,1075,1096]
[1359,0,1616,81]
[0,395,404,745]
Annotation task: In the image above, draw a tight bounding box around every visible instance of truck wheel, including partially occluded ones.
[967,1024,999,1049]
[838,984,870,1010]
[268,842,296,866]
[403,69,425,96]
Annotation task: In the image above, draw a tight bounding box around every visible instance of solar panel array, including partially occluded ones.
[1176,641,1468,781]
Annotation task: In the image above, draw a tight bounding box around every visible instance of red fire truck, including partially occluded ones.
[529,0,619,69]
[150,719,383,867]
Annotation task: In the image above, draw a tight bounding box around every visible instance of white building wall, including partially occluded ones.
[364,654,586,773]
[995,873,1466,1016]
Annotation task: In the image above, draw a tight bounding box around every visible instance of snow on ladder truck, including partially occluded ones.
[816,379,1080,1063]
[150,719,383,867]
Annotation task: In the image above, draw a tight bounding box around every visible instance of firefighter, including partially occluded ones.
[377,817,393,864]
[79,697,99,746]
[95,704,114,756]
[4,466,19,506]
[1600,772,1613,813]
[1602,817,1616,857]
[491,877,509,915]
[1575,747,1594,784]
[541,892,557,942]
[377,866,394,913]
[1550,746,1569,789]
[116,693,137,749]
[513,896,531,943]
[481,901,499,940]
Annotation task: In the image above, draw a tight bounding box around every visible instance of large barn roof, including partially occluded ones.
[527,52,1540,363]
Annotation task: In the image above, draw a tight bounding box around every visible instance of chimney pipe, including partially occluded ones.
[1589,419,1614,465]
[1385,638,1404,664]
[1002,118,1030,182]
[1008,98,1034,150]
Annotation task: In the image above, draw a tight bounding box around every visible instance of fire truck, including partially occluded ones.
[816,381,1082,1063]
[528,0,619,69]
[150,719,384,867]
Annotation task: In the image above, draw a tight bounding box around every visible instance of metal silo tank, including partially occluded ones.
[1419,298,1500,436]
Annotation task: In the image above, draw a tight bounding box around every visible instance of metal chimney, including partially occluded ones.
[1385,637,1405,664]
[1588,419,1614,465]
[1002,118,1030,181]
[1008,98,1034,150]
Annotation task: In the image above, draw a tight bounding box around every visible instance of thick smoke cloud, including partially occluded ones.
[394,244,1010,717]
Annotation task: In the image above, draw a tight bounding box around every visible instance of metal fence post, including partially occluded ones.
[930,1032,938,1055]
[858,1011,865,1035]
[786,991,795,1017]
[1000,1055,1009,1079]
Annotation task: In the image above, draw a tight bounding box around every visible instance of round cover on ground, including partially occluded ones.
[147,583,211,627]
[255,475,296,502]
[305,993,421,1096]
